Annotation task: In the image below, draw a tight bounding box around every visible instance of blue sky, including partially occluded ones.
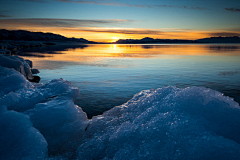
[0,0,240,41]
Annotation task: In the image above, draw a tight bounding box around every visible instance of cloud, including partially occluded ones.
[66,28,163,35]
[20,0,48,2]
[0,14,11,18]
[225,8,240,12]
[20,0,207,10]
[208,32,240,37]
[63,28,240,39]
[43,0,134,7]
[0,18,135,28]
[154,5,206,10]
[183,6,206,10]
[0,11,12,18]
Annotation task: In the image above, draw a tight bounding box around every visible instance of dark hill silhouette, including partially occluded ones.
[195,36,240,43]
[0,29,96,43]
[115,36,240,44]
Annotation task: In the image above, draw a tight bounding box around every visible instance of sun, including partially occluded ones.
[111,36,119,39]
[110,36,119,42]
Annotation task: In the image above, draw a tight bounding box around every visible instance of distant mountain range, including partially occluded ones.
[195,36,240,43]
[115,36,240,44]
[0,29,97,43]
[1,29,240,44]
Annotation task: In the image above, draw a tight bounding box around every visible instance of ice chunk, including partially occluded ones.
[1,56,88,159]
[25,59,33,68]
[77,86,240,160]
[0,54,24,73]
[0,106,48,160]
[0,65,80,112]
[0,66,33,96]
[26,98,89,155]
[0,54,33,80]
[0,78,79,112]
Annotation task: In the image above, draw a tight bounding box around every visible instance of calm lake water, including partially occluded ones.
[20,44,240,118]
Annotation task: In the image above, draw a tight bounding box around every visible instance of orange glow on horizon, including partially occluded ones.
[2,26,240,42]
[110,37,119,42]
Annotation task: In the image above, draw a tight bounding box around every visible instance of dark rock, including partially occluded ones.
[29,76,41,83]
[43,42,56,45]
[31,68,40,74]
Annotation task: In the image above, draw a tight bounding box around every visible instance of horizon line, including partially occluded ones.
[1,28,240,43]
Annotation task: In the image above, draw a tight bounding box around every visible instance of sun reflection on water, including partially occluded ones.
[21,44,240,65]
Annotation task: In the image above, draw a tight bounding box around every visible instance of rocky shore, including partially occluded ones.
[0,40,55,55]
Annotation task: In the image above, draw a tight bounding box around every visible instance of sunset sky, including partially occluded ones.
[0,0,240,42]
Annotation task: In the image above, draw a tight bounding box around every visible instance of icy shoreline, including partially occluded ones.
[1,54,240,159]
